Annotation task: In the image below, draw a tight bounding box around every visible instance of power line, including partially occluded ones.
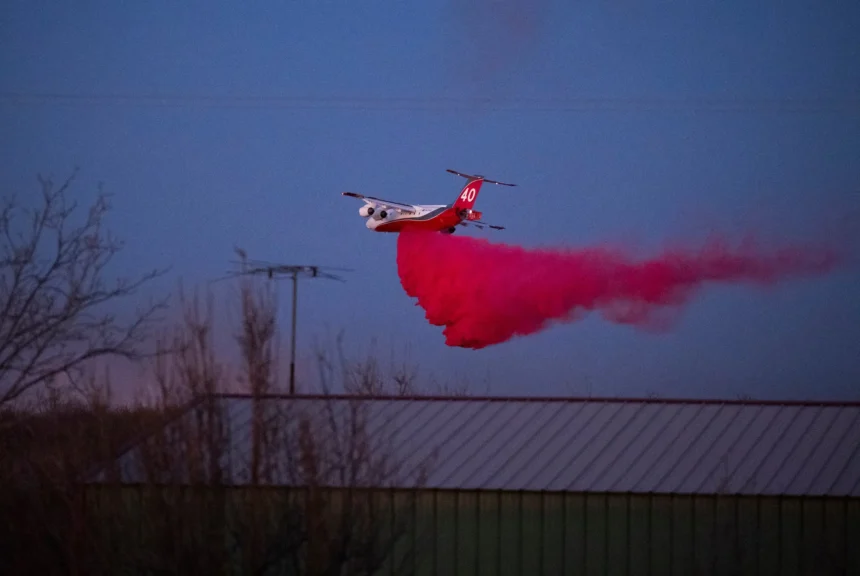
[1,91,858,114]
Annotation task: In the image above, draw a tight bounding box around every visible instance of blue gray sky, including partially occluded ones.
[2,0,858,401]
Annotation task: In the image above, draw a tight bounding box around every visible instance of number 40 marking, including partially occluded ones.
[460,187,476,202]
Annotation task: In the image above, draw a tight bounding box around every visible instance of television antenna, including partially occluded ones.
[219,248,351,394]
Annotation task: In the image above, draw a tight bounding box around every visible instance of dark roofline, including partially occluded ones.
[208,392,860,407]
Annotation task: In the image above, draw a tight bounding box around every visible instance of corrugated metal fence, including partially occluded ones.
[82,486,859,575]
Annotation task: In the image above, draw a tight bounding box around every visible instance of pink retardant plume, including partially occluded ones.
[396,229,842,349]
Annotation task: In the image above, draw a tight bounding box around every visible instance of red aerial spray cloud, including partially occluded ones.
[396,229,842,349]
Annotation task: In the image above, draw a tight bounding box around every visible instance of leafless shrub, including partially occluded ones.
[86,275,435,574]
[0,370,163,576]
[55,279,429,574]
[311,329,471,398]
[231,248,281,485]
[232,247,280,397]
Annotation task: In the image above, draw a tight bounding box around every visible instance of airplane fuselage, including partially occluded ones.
[365,204,463,233]
[343,169,513,234]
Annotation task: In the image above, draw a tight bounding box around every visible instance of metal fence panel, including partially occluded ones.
[627,493,651,574]
[605,494,629,576]
[519,492,542,576]
[780,497,802,575]
[540,492,566,575]
[481,491,504,574]
[80,486,859,575]
[847,499,860,576]
[413,490,437,576]
[497,490,521,576]
[670,495,694,576]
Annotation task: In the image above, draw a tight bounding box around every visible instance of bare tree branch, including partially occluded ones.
[232,247,281,484]
[0,169,169,407]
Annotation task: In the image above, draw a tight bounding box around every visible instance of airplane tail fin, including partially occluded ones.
[447,169,515,211]
[453,178,485,210]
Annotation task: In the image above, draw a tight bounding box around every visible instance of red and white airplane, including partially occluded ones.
[342,169,515,233]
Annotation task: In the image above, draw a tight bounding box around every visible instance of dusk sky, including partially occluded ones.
[2,0,858,402]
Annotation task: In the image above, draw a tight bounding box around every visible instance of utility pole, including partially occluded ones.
[289,269,298,395]
[221,253,349,394]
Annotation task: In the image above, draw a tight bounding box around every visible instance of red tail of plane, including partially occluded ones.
[453,178,485,211]
[446,168,516,212]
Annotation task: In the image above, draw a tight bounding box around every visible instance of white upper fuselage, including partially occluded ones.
[364,203,450,230]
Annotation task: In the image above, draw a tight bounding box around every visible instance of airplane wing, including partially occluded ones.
[341,192,417,214]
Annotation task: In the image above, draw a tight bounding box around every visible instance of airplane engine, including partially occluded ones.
[359,205,376,217]
[372,209,388,220]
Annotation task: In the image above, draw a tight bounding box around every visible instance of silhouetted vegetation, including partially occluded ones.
[0,173,451,575]
[1,276,442,574]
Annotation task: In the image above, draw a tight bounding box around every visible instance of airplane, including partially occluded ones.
[342,169,515,234]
